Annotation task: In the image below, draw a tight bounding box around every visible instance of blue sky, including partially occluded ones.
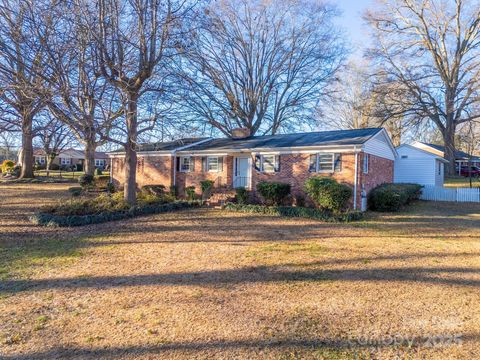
[334,0,375,58]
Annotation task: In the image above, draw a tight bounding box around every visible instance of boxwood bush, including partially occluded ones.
[235,187,249,205]
[304,177,352,213]
[224,203,363,222]
[368,183,422,212]
[256,181,291,205]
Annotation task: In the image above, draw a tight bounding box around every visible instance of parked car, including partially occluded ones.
[459,166,480,177]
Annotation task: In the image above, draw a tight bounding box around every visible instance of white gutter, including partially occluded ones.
[353,145,358,210]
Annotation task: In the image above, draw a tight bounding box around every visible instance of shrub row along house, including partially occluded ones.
[109,128,397,210]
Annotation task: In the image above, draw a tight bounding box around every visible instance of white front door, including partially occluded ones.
[233,157,251,189]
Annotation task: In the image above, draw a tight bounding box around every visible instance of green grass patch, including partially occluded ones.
[0,237,84,282]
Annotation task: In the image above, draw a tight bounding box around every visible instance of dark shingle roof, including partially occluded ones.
[421,143,480,160]
[185,128,382,151]
[109,138,207,153]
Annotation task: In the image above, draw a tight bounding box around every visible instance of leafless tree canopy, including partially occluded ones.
[0,0,51,177]
[175,0,346,137]
[92,0,190,203]
[365,0,480,174]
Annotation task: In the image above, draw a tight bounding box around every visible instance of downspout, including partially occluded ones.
[353,145,358,210]
[172,150,176,188]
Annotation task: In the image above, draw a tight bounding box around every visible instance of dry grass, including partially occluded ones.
[0,183,479,359]
[445,177,480,188]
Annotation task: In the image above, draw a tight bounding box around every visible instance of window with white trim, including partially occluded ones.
[207,157,219,172]
[309,153,341,173]
[363,154,369,174]
[318,154,334,172]
[180,156,193,172]
[262,155,275,172]
[95,159,105,167]
[60,157,71,165]
[255,154,280,173]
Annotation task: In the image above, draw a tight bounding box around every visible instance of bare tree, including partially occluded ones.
[91,0,190,204]
[0,0,50,178]
[321,62,405,146]
[34,113,73,172]
[365,0,480,175]
[40,0,122,176]
[175,0,346,137]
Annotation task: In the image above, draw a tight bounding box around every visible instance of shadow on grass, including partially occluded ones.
[2,260,480,295]
[2,333,476,360]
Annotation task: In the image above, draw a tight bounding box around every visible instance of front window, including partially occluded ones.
[261,155,276,172]
[180,156,193,172]
[318,154,334,172]
[207,157,219,172]
[60,158,71,165]
[309,153,341,173]
[95,159,104,167]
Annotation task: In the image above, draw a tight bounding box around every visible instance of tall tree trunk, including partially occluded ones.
[443,123,456,176]
[20,114,34,178]
[84,139,96,176]
[124,94,138,204]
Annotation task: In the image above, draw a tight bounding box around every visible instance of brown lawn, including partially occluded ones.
[0,183,479,359]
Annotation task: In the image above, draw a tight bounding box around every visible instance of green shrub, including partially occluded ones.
[1,160,15,173]
[304,177,352,213]
[50,163,60,171]
[106,182,116,194]
[142,185,166,196]
[368,183,422,212]
[31,201,196,227]
[256,181,291,205]
[235,187,249,205]
[185,186,196,201]
[68,187,83,197]
[169,185,177,197]
[95,168,103,176]
[224,203,363,222]
[200,180,214,194]
[78,174,95,188]
[12,165,21,177]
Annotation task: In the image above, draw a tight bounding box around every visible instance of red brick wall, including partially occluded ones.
[358,153,394,204]
[176,156,233,197]
[111,155,174,189]
[250,152,393,209]
[251,153,356,197]
[110,152,394,209]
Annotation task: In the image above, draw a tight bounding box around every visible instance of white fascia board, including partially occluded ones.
[178,145,360,156]
[177,152,230,157]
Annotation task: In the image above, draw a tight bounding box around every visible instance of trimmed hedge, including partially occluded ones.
[368,183,422,212]
[224,203,363,222]
[304,176,352,213]
[256,181,291,205]
[31,201,197,227]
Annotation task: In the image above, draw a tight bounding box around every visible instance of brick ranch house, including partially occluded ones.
[108,128,397,210]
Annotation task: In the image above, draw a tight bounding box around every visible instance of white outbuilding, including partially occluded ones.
[394,144,448,186]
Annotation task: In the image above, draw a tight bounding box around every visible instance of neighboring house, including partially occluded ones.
[412,141,480,174]
[108,128,397,210]
[31,148,109,170]
[394,144,448,186]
